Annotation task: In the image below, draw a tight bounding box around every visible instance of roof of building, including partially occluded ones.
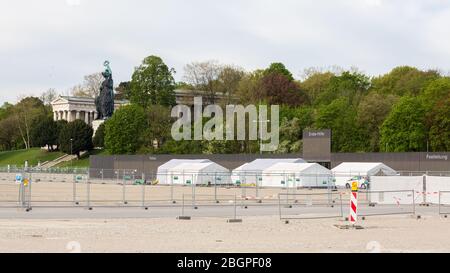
[232,158,306,172]
[332,162,396,175]
[264,162,331,173]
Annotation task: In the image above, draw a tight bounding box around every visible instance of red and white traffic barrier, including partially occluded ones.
[349,182,358,225]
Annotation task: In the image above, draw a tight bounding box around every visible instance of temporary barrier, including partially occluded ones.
[370,176,424,204]
[439,191,450,217]
[178,194,241,222]
[425,176,450,204]
[278,192,344,220]
[360,190,416,217]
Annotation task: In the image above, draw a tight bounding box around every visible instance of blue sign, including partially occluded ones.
[15,174,22,184]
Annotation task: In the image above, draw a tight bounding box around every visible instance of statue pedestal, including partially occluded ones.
[92,119,105,136]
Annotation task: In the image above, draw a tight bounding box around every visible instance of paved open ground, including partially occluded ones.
[0,214,449,253]
[1,180,449,253]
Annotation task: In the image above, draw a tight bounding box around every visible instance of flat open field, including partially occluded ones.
[0,215,449,253]
[0,180,448,253]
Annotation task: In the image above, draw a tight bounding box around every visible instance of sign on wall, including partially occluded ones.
[302,129,332,162]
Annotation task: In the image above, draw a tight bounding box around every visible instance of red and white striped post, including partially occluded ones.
[349,181,358,225]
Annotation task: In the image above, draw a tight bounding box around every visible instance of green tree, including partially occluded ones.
[130,55,176,108]
[371,66,440,96]
[260,73,309,106]
[0,102,13,120]
[264,62,294,81]
[235,70,265,104]
[299,71,334,105]
[315,97,367,152]
[357,92,399,151]
[0,116,20,151]
[315,71,370,106]
[59,120,93,158]
[114,81,132,100]
[216,65,245,104]
[55,120,68,150]
[30,116,58,151]
[428,95,450,152]
[277,118,303,153]
[380,96,427,152]
[142,105,173,151]
[420,77,450,110]
[105,105,147,154]
[12,97,51,149]
[93,123,106,148]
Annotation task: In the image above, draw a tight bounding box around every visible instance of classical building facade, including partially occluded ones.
[50,90,234,126]
[51,96,128,125]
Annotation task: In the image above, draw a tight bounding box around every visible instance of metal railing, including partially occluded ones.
[439,191,450,217]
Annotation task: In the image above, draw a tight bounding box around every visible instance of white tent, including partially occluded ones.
[262,163,333,188]
[164,162,230,185]
[156,159,211,184]
[332,162,397,188]
[231,158,306,185]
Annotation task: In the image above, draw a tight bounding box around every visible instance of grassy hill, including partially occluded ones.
[0,148,65,167]
[55,149,109,168]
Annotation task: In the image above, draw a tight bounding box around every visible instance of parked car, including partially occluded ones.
[345,176,369,190]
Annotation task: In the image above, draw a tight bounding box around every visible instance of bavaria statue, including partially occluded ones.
[95,60,114,120]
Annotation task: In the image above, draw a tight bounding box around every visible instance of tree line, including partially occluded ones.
[1,55,449,156]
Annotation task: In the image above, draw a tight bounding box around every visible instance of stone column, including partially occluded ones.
[83,111,88,124]
[53,111,58,121]
[64,111,68,121]
[75,111,80,120]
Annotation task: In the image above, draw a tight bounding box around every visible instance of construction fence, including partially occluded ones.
[1,169,450,220]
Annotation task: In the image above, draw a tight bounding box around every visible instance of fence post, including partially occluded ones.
[214,173,218,203]
[413,190,416,216]
[278,194,282,220]
[255,174,259,200]
[86,179,92,210]
[73,174,77,205]
[234,195,237,220]
[123,175,127,205]
[192,174,197,209]
[171,174,174,204]
[142,174,146,210]
[27,172,32,211]
[423,174,427,205]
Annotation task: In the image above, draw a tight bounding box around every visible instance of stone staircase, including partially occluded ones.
[39,151,88,168]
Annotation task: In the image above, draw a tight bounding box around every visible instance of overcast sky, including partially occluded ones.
[1,0,450,104]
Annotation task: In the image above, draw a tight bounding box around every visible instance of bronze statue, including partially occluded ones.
[95,61,114,120]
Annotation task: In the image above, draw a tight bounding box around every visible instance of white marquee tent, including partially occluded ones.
[158,161,230,185]
[156,159,211,184]
[332,162,397,188]
[261,163,333,188]
[231,158,306,185]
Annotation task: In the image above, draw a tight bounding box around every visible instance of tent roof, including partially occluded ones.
[233,158,306,172]
[264,163,331,173]
[332,162,396,175]
[168,162,229,173]
[158,159,211,171]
